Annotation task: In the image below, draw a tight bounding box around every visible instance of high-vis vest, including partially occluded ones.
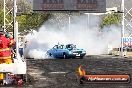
[9,38,15,45]
[0,35,12,59]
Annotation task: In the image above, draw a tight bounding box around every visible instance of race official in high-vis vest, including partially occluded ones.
[0,31,15,63]
[5,33,16,58]
[0,30,15,80]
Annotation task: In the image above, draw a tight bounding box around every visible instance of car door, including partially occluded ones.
[57,45,64,57]
[52,45,58,57]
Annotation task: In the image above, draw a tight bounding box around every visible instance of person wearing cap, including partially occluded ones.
[0,30,15,81]
[5,33,15,45]
[5,33,16,58]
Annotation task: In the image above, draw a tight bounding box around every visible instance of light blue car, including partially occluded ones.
[47,44,86,59]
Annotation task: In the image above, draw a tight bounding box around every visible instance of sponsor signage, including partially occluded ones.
[83,75,130,83]
[78,66,130,83]
[122,37,132,46]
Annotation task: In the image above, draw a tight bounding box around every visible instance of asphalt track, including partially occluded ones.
[25,55,132,88]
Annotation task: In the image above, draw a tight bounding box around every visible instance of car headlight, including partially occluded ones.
[69,51,73,54]
[82,51,86,53]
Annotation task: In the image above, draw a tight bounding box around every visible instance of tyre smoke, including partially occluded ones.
[24,14,121,59]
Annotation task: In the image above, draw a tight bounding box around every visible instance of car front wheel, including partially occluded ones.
[80,56,84,59]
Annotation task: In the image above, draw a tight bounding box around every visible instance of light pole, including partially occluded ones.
[3,0,6,31]
[13,0,19,60]
[87,13,90,31]
[13,0,17,38]
[121,0,125,57]
[85,13,103,31]
[68,12,71,32]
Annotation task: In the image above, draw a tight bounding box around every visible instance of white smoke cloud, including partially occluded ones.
[24,14,121,59]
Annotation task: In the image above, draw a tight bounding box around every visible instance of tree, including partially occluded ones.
[0,9,13,32]
[0,10,3,27]
[100,13,121,29]
[0,0,13,31]
[17,0,31,14]
[17,13,50,32]
[0,0,50,32]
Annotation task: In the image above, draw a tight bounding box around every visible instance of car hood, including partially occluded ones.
[71,48,85,51]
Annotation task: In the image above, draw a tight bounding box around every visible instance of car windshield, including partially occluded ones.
[66,44,76,49]
[53,45,59,49]
[58,45,64,49]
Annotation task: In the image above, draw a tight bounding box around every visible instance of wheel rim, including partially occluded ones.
[63,54,66,59]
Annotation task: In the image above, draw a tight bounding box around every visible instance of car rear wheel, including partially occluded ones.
[49,53,51,56]
[63,53,67,59]
[49,53,54,58]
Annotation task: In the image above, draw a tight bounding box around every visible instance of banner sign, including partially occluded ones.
[84,75,130,83]
[122,37,132,46]
[33,0,106,13]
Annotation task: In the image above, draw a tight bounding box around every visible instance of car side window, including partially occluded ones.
[58,45,64,49]
[53,45,58,49]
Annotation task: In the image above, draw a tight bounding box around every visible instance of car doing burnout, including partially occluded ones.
[47,44,86,59]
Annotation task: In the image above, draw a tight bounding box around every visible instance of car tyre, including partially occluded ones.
[49,53,51,56]
[49,53,54,58]
[80,56,84,59]
[63,53,67,59]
